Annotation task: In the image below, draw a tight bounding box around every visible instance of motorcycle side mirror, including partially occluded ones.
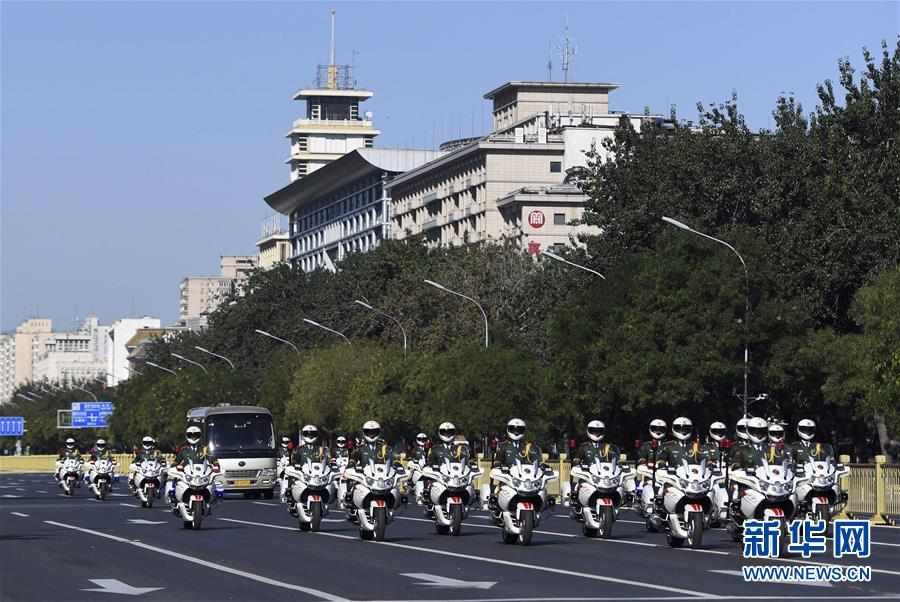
[835,463,845,470]
[666,468,676,475]
[746,468,756,476]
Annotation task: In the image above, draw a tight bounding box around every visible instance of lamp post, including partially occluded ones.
[303,318,351,345]
[353,300,407,354]
[125,366,143,377]
[541,249,606,279]
[254,329,300,355]
[424,279,489,348]
[662,216,751,418]
[73,385,98,402]
[171,353,209,375]
[15,394,35,403]
[145,361,177,376]
[194,346,236,370]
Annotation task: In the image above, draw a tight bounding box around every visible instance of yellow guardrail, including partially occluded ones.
[0,453,175,473]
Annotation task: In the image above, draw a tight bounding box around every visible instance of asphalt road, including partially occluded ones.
[1,473,899,602]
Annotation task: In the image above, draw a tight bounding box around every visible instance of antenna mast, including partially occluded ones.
[329,9,336,66]
[546,40,553,81]
[559,16,576,83]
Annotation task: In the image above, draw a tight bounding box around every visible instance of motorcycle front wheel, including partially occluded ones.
[518,510,534,546]
[448,504,463,536]
[192,500,204,530]
[311,501,322,532]
[686,511,704,549]
[143,487,155,508]
[372,506,387,541]
[597,506,614,538]
[99,481,109,501]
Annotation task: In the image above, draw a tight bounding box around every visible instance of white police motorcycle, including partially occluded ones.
[656,459,722,548]
[485,459,558,545]
[563,456,635,538]
[133,459,165,508]
[728,458,798,553]
[421,458,482,535]
[167,459,224,530]
[795,457,849,525]
[87,458,117,501]
[285,459,336,532]
[58,458,84,496]
[344,459,409,541]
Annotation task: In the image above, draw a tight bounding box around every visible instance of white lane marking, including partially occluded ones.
[218,517,715,598]
[36,490,48,493]
[773,555,900,577]
[127,519,166,525]
[358,598,900,602]
[401,572,496,590]
[252,501,279,506]
[709,569,832,588]
[15,487,25,491]
[43,520,350,601]
[10,512,29,517]
[676,547,729,556]
[119,503,140,508]
[82,578,163,595]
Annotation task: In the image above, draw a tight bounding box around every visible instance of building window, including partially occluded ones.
[364,136,374,148]
[297,136,309,151]
[553,213,566,225]
[550,161,562,173]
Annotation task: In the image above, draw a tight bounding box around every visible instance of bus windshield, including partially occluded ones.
[206,413,275,454]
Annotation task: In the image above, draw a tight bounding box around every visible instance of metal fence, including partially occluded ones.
[845,463,877,515]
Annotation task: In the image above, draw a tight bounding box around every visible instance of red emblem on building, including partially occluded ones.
[528,210,545,228]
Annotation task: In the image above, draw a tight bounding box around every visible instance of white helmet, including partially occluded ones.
[649,419,667,441]
[362,420,381,443]
[506,418,526,441]
[709,421,727,442]
[587,420,605,442]
[280,435,291,448]
[797,418,816,442]
[438,422,456,444]
[65,437,76,449]
[736,417,749,441]
[768,423,785,443]
[335,435,347,449]
[415,432,428,447]
[141,436,156,450]
[672,417,693,441]
[301,424,318,445]
[95,438,107,450]
[186,426,202,445]
[747,417,768,444]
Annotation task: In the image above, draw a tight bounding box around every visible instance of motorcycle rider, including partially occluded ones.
[55,437,82,481]
[701,421,728,469]
[291,425,330,465]
[277,434,292,502]
[346,420,394,509]
[790,419,835,463]
[488,418,542,508]
[168,426,219,503]
[658,417,706,466]
[730,417,767,470]
[419,422,463,506]
[85,438,115,486]
[332,435,350,461]
[409,432,429,462]
[702,421,730,525]
[569,420,622,508]
[636,419,667,520]
[765,422,790,464]
[129,436,165,491]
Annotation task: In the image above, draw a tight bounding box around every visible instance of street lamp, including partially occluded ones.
[171,353,209,375]
[353,300,407,354]
[73,385,99,402]
[125,366,143,377]
[662,215,751,418]
[194,346,236,370]
[22,391,43,401]
[424,279,489,348]
[15,394,35,403]
[303,318,351,345]
[145,361,177,376]
[541,249,606,279]
[254,329,300,355]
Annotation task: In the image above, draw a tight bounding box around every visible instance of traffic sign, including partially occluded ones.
[70,401,114,429]
[0,416,25,437]
[71,401,114,413]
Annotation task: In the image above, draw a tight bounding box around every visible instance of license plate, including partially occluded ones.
[231,480,252,487]
[686,503,703,512]
[814,496,828,504]
[766,507,785,517]
[597,498,613,507]
[309,494,322,502]
[517,501,534,511]
[448,496,462,504]
[191,494,204,501]
[372,499,386,508]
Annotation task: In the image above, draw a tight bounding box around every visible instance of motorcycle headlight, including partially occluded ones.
[190,475,211,487]
[679,478,690,490]
[596,476,619,488]
[813,476,834,487]
[260,469,276,478]
[449,476,467,488]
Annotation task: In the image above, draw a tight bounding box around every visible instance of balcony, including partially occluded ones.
[291,118,375,130]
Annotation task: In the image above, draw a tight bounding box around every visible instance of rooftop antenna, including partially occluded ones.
[557,16,577,83]
[327,9,337,89]
[546,40,553,81]
[329,9,336,66]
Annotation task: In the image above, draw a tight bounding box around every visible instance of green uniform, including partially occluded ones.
[89,447,114,462]
[133,449,165,464]
[492,439,542,468]
[658,440,708,467]
[277,446,292,461]
[729,442,765,470]
[701,441,726,469]
[408,445,428,463]
[428,441,471,466]
[572,441,620,467]
[790,441,835,464]
[57,448,82,461]
[637,440,664,465]
[348,439,393,468]
[291,443,329,465]
[763,442,791,465]
[174,444,218,469]
[332,447,350,461]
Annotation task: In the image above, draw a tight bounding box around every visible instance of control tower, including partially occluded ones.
[286,10,379,182]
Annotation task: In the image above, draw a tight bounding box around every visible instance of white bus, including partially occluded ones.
[186,405,277,498]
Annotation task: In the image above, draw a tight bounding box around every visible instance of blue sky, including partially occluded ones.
[2,1,897,332]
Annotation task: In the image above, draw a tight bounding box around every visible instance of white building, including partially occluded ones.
[14,318,52,387]
[256,216,292,270]
[285,12,378,182]
[33,316,110,385]
[106,317,161,385]
[0,334,15,404]
[180,256,257,321]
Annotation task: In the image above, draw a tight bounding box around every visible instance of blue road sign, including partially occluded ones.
[70,401,114,429]
[0,416,25,437]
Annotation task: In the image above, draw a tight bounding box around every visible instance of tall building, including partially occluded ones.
[286,11,379,182]
[14,318,52,387]
[32,316,110,385]
[180,256,257,321]
[106,317,161,385]
[388,81,667,255]
[265,148,442,272]
[0,334,15,404]
[256,216,291,270]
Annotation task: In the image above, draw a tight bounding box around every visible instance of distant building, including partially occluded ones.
[285,12,378,182]
[387,81,667,255]
[256,216,292,270]
[0,334,15,404]
[265,148,443,272]
[32,316,110,385]
[180,256,257,321]
[14,318,52,387]
[106,317,161,385]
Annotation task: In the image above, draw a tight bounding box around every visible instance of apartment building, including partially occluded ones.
[179,256,257,321]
